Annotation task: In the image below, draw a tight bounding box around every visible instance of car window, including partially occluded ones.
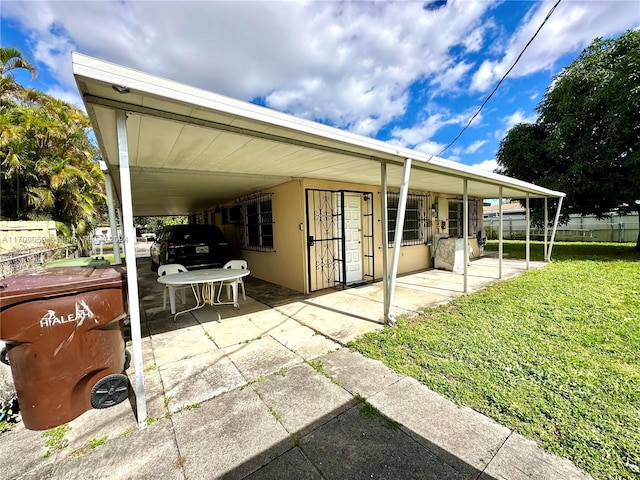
[165,226,225,243]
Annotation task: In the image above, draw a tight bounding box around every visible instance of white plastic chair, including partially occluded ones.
[158,264,194,312]
[216,260,248,307]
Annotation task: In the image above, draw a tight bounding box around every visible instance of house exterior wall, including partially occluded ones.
[302,178,432,288]
[200,179,482,294]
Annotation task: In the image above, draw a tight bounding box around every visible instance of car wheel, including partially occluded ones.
[150,256,158,272]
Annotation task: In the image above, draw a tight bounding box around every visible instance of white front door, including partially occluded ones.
[341,195,363,283]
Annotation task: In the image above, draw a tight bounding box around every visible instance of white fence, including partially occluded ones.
[483,213,639,243]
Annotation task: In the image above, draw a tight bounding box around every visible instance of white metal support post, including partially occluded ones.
[463,179,469,293]
[380,162,391,324]
[544,197,548,262]
[498,187,503,279]
[547,196,564,261]
[387,158,412,326]
[116,110,147,429]
[101,165,122,265]
[525,193,530,270]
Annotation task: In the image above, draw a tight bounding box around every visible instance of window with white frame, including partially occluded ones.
[387,191,432,246]
[237,193,274,252]
[448,198,481,237]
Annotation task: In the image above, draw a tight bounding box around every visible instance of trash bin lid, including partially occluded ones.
[0,266,125,309]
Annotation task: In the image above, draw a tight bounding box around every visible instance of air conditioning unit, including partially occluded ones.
[222,206,243,225]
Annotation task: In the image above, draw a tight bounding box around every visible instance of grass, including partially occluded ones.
[69,436,108,458]
[42,424,70,458]
[351,241,640,480]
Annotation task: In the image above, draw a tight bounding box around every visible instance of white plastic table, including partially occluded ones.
[156,268,250,319]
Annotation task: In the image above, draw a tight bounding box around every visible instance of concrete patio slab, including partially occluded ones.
[272,330,340,360]
[159,349,245,412]
[481,431,592,480]
[315,348,403,398]
[252,363,354,437]
[60,399,138,456]
[300,404,464,480]
[224,336,303,381]
[244,447,323,480]
[145,310,200,335]
[0,424,52,480]
[368,376,511,475]
[201,316,265,349]
[305,290,386,323]
[276,301,385,344]
[171,387,291,480]
[25,420,182,480]
[149,324,214,367]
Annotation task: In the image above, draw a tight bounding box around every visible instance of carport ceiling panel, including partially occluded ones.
[125,114,141,166]
[238,146,331,176]
[130,171,219,215]
[190,131,253,170]
[212,138,289,173]
[130,170,291,215]
[163,124,221,168]
[92,105,119,166]
[302,156,387,185]
[136,117,185,168]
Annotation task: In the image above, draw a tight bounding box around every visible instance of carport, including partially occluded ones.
[72,53,565,428]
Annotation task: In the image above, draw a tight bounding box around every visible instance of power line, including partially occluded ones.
[436,0,562,158]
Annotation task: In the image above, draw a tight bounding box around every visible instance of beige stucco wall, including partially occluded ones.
[303,178,433,289]
[242,180,307,292]
[199,182,483,294]
[204,180,307,292]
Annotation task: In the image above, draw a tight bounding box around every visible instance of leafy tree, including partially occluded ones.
[0,46,106,246]
[0,46,36,101]
[497,30,640,249]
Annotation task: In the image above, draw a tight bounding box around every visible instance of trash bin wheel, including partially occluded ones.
[0,348,9,366]
[90,374,129,409]
[124,349,131,371]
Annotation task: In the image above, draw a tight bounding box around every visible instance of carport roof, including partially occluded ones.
[73,53,564,217]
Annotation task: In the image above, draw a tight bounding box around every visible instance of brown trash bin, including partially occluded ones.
[0,266,130,430]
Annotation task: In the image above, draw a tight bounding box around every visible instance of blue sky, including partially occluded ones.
[2,0,639,172]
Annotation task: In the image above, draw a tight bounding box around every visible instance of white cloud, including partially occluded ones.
[390,108,481,150]
[3,0,492,136]
[463,139,487,154]
[503,109,537,129]
[470,0,640,92]
[494,108,538,140]
[470,159,498,173]
[414,140,448,156]
[430,61,475,96]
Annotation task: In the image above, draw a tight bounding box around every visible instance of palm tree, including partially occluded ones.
[0,46,37,100]
[0,48,106,241]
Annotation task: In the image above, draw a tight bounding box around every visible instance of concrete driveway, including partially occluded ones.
[0,257,592,480]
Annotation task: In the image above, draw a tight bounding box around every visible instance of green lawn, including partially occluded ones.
[351,241,640,480]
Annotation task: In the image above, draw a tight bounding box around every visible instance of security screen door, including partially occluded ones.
[306,189,374,292]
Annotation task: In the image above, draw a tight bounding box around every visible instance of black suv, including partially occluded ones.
[150,224,231,271]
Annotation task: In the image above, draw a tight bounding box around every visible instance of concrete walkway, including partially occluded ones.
[1,258,592,480]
